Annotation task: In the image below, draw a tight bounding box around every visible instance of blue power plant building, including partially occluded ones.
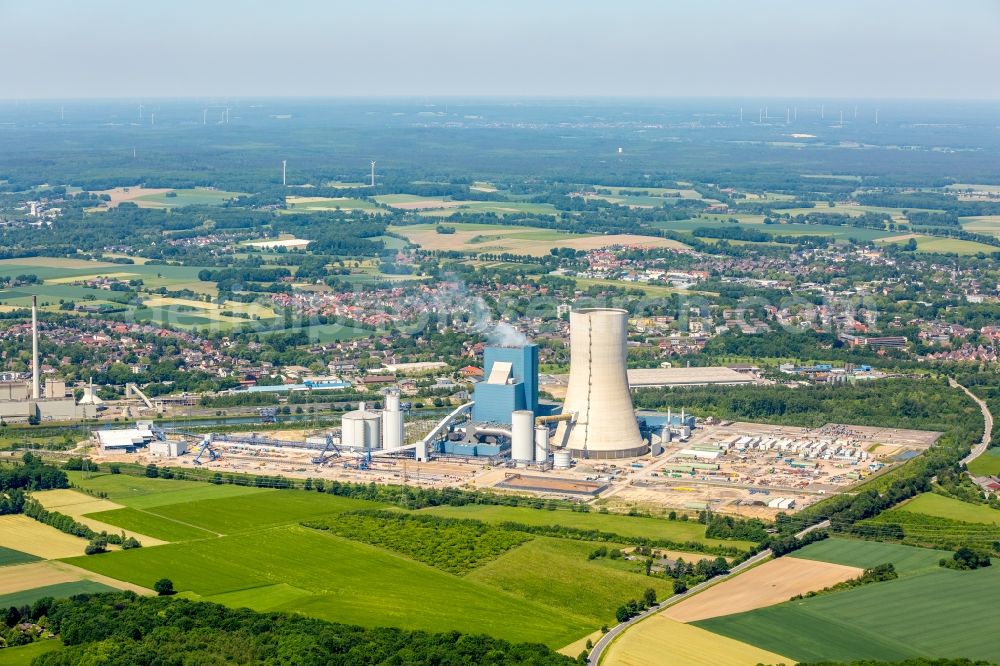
[472,344,539,425]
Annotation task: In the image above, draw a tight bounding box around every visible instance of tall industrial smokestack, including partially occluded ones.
[31,296,39,400]
[556,308,646,459]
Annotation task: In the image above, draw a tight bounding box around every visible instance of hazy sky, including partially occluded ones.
[2,0,998,99]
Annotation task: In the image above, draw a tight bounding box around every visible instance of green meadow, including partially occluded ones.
[967,447,1000,476]
[0,546,41,567]
[57,471,750,647]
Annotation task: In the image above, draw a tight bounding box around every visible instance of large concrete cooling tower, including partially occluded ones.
[555,308,647,459]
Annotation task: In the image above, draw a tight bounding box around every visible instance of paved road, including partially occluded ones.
[587,519,829,665]
[950,379,993,467]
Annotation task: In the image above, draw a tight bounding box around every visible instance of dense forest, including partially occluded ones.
[14,592,574,665]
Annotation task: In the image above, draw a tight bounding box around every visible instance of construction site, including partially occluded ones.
[82,307,940,517]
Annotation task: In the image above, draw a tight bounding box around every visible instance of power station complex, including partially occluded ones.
[0,297,96,423]
[96,307,693,470]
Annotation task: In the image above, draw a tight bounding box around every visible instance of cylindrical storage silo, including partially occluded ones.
[342,408,382,449]
[382,391,404,450]
[555,308,647,459]
[511,410,534,463]
[553,449,573,469]
[534,425,549,461]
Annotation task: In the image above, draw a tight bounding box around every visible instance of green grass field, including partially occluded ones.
[84,507,217,542]
[0,262,220,313]
[466,537,666,622]
[893,493,1000,525]
[133,188,243,208]
[413,504,752,550]
[375,194,558,218]
[789,537,947,576]
[697,538,1000,663]
[64,525,592,647]
[0,546,41,567]
[59,472,759,647]
[650,216,902,243]
[878,235,999,255]
[967,447,1000,476]
[0,640,62,666]
[82,487,383,535]
[66,471,268,508]
[0,581,119,609]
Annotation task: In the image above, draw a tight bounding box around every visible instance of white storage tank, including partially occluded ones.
[534,425,549,461]
[511,410,534,462]
[342,402,382,450]
[382,391,404,450]
[553,449,572,469]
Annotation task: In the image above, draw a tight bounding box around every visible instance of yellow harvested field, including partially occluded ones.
[141,296,276,321]
[0,562,80,595]
[0,561,152,597]
[557,630,604,658]
[389,199,466,210]
[32,489,167,547]
[90,186,172,207]
[663,557,862,623]
[606,614,794,666]
[0,515,86,559]
[395,226,687,257]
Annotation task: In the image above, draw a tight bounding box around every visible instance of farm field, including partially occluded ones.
[56,472,762,647]
[63,479,381,535]
[603,615,793,666]
[877,234,999,255]
[87,186,242,209]
[376,194,557,217]
[662,556,862,622]
[695,541,1000,663]
[65,524,592,647]
[569,276,714,297]
[0,515,88,559]
[84,507,217,542]
[960,215,1000,238]
[390,222,687,257]
[946,183,1000,194]
[140,296,277,324]
[413,503,752,549]
[65,470,268,507]
[0,262,221,312]
[584,185,703,198]
[31,489,167,546]
[284,195,379,212]
[891,492,1000,525]
[0,580,119,609]
[0,562,80,595]
[466,537,668,623]
[651,216,903,243]
[789,537,947,576]
[0,546,40,567]
[967,447,1000,476]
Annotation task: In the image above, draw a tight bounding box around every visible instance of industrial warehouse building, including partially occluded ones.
[472,344,539,425]
[626,366,756,388]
